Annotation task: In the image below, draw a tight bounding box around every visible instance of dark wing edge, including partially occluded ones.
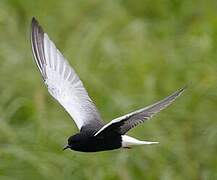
[31,17,47,80]
[119,85,187,134]
[95,86,187,136]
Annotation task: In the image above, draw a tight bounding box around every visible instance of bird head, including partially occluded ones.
[63,134,82,151]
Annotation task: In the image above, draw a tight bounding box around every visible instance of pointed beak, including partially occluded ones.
[63,145,70,151]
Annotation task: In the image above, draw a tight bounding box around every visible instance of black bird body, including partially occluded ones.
[68,132,122,152]
[31,17,186,153]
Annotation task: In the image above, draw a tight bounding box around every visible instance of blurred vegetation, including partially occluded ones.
[0,0,217,179]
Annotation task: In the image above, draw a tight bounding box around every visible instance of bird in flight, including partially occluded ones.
[31,17,186,152]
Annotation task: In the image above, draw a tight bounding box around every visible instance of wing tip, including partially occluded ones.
[31,17,37,25]
[31,17,44,34]
[31,17,38,31]
[177,84,188,96]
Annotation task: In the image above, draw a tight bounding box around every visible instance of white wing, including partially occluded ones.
[31,18,103,130]
[94,86,186,136]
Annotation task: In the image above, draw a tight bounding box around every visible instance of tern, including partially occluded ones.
[31,17,186,152]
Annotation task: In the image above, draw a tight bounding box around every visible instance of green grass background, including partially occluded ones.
[0,0,217,179]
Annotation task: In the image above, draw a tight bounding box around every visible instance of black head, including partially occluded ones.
[63,134,84,151]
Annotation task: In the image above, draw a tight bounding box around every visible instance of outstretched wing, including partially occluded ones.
[31,17,104,130]
[94,86,186,136]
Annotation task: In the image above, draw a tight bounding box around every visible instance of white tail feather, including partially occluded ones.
[121,135,159,148]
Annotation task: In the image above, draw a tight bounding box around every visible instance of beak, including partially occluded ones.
[63,145,70,151]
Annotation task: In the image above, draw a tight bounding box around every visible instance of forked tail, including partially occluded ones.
[121,135,158,148]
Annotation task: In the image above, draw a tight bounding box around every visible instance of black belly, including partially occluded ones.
[72,135,122,152]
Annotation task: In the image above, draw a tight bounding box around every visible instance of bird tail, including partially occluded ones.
[121,135,158,148]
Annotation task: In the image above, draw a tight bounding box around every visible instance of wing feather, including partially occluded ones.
[31,18,103,130]
[94,86,186,136]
